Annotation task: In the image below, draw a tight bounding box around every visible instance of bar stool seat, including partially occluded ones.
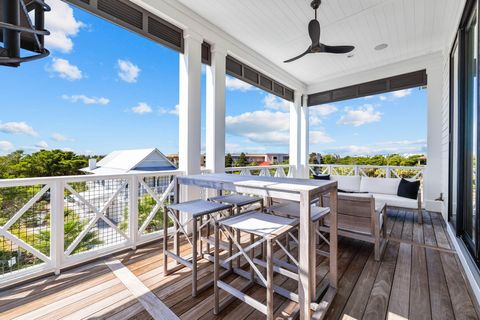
[214,211,298,320]
[267,201,330,221]
[219,211,297,238]
[163,199,233,297]
[209,194,263,208]
[168,199,232,217]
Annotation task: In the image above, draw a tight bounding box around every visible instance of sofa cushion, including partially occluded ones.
[330,175,361,192]
[397,178,420,199]
[360,177,400,195]
[370,193,419,209]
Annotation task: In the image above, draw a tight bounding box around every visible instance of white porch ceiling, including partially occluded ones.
[177,0,463,87]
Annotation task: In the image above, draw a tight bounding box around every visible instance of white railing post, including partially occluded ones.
[386,166,391,178]
[129,175,139,249]
[50,180,64,275]
[354,165,359,176]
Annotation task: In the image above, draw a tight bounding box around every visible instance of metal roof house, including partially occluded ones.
[81,148,177,175]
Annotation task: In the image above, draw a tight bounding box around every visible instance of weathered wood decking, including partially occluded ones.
[0,209,478,320]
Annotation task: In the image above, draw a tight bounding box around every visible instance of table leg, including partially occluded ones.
[329,188,338,288]
[298,190,312,319]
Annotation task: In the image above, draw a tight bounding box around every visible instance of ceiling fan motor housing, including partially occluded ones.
[311,0,321,10]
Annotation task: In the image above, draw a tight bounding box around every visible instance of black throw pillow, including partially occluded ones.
[397,178,420,199]
[313,174,330,180]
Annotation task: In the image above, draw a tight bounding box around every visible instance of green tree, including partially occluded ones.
[225,153,233,168]
[309,152,318,164]
[24,209,102,255]
[1,149,90,178]
[235,152,249,167]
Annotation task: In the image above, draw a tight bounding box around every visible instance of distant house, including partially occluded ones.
[73,149,177,230]
[230,153,289,165]
[81,148,177,175]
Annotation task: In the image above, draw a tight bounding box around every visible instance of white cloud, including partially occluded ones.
[50,58,83,80]
[310,104,338,126]
[43,0,85,53]
[322,139,427,156]
[337,105,382,127]
[51,133,71,142]
[379,95,387,101]
[310,130,334,144]
[0,141,13,152]
[35,141,49,149]
[117,59,140,83]
[62,94,110,105]
[226,76,256,92]
[226,110,290,145]
[159,104,179,116]
[226,143,267,154]
[132,102,152,114]
[263,94,290,112]
[0,122,37,136]
[391,89,412,98]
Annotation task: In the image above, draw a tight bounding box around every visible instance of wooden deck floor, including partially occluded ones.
[1,209,479,320]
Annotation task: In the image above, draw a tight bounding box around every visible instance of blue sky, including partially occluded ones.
[0,0,427,157]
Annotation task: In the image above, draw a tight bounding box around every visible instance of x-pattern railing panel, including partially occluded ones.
[0,183,52,276]
[64,180,129,256]
[137,177,175,236]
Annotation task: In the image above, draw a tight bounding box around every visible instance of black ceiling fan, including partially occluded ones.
[284,0,354,63]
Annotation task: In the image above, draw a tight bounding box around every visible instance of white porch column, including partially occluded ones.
[289,92,302,178]
[179,31,203,200]
[300,95,310,178]
[424,57,444,212]
[206,45,227,174]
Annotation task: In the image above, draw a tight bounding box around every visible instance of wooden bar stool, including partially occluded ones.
[267,201,331,258]
[213,210,298,320]
[208,194,264,265]
[163,199,233,297]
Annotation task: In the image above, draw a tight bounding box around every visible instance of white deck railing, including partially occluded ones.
[224,165,292,177]
[309,164,425,180]
[0,164,425,287]
[224,164,425,180]
[0,170,183,287]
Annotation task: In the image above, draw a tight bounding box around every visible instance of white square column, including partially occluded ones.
[206,45,227,174]
[424,58,444,213]
[179,31,203,200]
[300,96,310,178]
[289,92,303,178]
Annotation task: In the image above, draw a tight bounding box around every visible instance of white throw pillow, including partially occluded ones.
[330,175,362,192]
[360,177,401,195]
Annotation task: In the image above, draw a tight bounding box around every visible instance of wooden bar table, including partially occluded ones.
[175,173,338,319]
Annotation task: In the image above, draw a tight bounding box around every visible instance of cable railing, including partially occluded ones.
[0,170,183,288]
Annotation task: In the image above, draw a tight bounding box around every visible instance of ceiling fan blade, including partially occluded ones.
[284,47,313,63]
[322,44,355,54]
[308,19,321,46]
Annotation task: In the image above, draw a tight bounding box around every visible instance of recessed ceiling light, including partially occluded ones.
[374,43,388,51]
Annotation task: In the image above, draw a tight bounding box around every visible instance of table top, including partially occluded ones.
[176,173,337,198]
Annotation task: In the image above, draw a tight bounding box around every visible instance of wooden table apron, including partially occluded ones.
[174,173,338,320]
